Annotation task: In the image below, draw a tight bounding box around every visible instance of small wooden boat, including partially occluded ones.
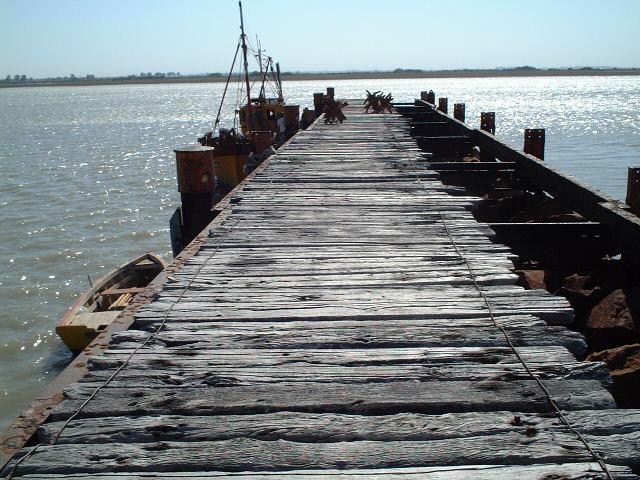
[57,252,167,352]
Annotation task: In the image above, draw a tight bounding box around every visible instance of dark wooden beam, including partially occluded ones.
[489,222,608,237]
[410,99,640,263]
[427,162,516,171]
[410,121,449,127]
[414,135,472,142]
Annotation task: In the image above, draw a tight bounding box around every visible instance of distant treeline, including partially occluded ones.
[1,72,185,84]
[2,66,639,87]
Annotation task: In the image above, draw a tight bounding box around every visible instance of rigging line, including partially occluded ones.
[213,40,242,132]
[258,57,272,99]
[381,110,615,480]
[264,77,278,95]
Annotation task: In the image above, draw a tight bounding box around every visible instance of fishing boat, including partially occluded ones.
[197,1,300,197]
[56,252,166,352]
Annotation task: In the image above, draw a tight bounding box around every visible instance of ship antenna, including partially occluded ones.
[239,1,252,118]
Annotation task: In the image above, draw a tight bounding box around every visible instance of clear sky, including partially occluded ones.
[1,0,639,78]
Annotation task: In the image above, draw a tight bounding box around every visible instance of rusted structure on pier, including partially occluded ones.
[2,97,640,479]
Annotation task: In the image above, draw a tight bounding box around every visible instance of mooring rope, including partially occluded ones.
[4,125,318,477]
[382,109,614,480]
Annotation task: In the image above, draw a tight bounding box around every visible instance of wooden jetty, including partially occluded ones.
[3,101,640,479]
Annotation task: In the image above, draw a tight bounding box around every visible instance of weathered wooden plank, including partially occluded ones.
[6,431,640,475]
[110,323,587,355]
[38,409,640,445]
[52,380,615,421]
[15,464,640,479]
[79,362,610,387]
[96,346,578,363]
[132,303,573,326]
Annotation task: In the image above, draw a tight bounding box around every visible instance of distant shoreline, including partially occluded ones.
[2,68,639,88]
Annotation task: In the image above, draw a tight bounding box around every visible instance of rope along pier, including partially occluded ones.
[3,103,639,479]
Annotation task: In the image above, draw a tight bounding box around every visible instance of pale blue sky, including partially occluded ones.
[1,0,639,78]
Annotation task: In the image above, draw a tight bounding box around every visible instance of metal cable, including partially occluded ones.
[382,110,614,480]
[213,41,242,132]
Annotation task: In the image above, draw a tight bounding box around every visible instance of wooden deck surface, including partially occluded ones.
[4,105,640,479]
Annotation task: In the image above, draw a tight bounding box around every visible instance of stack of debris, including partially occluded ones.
[323,97,348,124]
[364,90,393,113]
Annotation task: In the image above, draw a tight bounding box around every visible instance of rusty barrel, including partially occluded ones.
[284,105,300,139]
[174,145,216,246]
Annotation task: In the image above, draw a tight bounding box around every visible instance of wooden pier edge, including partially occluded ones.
[412,98,640,264]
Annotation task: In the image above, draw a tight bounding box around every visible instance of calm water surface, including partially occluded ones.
[0,76,639,429]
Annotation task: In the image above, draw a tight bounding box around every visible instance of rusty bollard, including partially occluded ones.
[420,90,436,104]
[426,90,435,104]
[626,167,640,215]
[326,87,335,100]
[174,145,216,246]
[313,93,325,118]
[438,97,448,114]
[454,103,466,122]
[524,128,546,160]
[481,112,496,135]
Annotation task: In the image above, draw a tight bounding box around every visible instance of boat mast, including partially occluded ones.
[275,62,283,102]
[239,1,252,111]
[256,35,263,76]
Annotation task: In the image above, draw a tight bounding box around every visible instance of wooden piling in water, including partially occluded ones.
[438,97,448,114]
[313,92,325,118]
[454,103,465,122]
[627,167,640,215]
[524,128,545,160]
[426,90,435,104]
[326,87,335,100]
[480,112,495,134]
[420,90,436,104]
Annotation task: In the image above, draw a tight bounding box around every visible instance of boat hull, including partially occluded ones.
[56,252,166,352]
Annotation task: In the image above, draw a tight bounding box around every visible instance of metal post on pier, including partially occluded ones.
[326,87,335,100]
[454,103,465,122]
[479,112,496,162]
[626,167,640,215]
[480,112,495,134]
[438,97,448,114]
[174,145,216,248]
[420,90,436,104]
[524,128,546,160]
[426,90,435,104]
[313,92,325,118]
